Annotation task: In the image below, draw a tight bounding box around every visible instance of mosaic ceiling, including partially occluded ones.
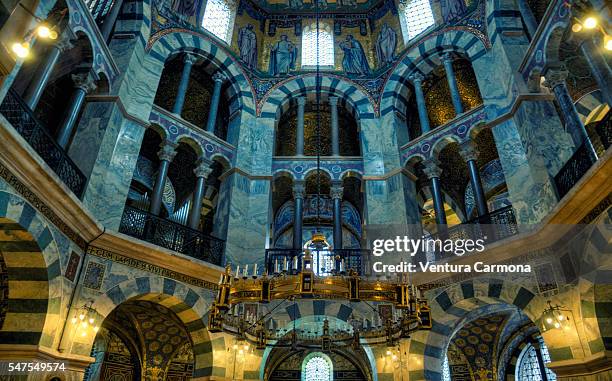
[245,0,383,13]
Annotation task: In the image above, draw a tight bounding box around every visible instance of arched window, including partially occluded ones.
[301,23,334,68]
[202,0,235,43]
[302,353,333,381]
[516,339,557,381]
[305,238,334,276]
[400,0,435,41]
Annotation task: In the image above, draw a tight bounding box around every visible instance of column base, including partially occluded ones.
[548,351,612,380]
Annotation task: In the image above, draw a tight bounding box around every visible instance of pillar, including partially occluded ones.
[23,34,73,109]
[422,160,447,226]
[100,0,124,40]
[579,36,612,107]
[441,53,464,116]
[56,72,97,149]
[292,180,305,250]
[543,67,597,162]
[296,97,306,156]
[150,140,178,216]
[188,158,213,230]
[331,181,343,249]
[330,97,340,156]
[173,54,197,116]
[409,73,431,134]
[532,340,549,381]
[205,72,226,134]
[459,141,489,217]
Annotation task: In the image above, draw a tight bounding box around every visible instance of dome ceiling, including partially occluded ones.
[245,0,383,13]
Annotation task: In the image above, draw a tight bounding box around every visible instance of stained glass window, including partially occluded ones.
[516,339,557,381]
[202,0,234,43]
[301,23,334,67]
[442,355,451,381]
[303,355,332,381]
[402,0,435,40]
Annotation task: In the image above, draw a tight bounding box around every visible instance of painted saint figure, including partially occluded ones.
[441,0,467,22]
[375,23,397,66]
[238,24,258,69]
[339,35,370,75]
[268,35,298,76]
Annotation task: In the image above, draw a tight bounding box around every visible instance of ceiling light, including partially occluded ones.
[571,23,582,33]
[37,25,51,38]
[605,36,612,51]
[583,17,597,29]
[11,42,29,58]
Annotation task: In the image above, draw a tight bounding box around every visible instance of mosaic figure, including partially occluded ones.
[375,23,397,66]
[340,35,370,75]
[238,24,258,69]
[441,0,467,22]
[268,35,298,76]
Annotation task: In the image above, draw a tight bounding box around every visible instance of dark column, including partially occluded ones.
[101,0,124,40]
[441,53,464,116]
[173,54,197,116]
[296,97,306,156]
[579,36,612,107]
[292,180,305,250]
[460,141,489,216]
[409,73,431,134]
[423,160,447,226]
[205,72,226,134]
[150,140,178,216]
[23,34,73,110]
[56,72,97,149]
[331,181,343,249]
[188,158,213,229]
[543,67,598,162]
[330,97,340,156]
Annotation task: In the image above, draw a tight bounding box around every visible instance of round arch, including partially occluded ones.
[301,352,333,381]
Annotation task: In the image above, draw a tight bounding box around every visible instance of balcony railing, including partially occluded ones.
[264,248,371,276]
[554,141,597,200]
[119,205,225,266]
[0,88,87,198]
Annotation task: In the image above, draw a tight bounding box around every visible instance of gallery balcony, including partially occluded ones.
[264,248,372,276]
[118,204,225,266]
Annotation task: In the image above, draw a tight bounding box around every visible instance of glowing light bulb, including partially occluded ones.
[238,349,244,355]
[572,23,583,33]
[37,25,51,38]
[233,344,238,350]
[557,314,565,321]
[81,321,88,328]
[11,42,29,58]
[584,17,597,29]
[386,350,392,356]
[79,313,85,321]
[243,344,249,351]
[554,322,560,329]
[546,317,553,324]
[89,317,95,324]
[49,30,58,40]
[93,326,99,333]
[71,317,77,324]
[605,36,612,51]
[392,354,398,361]
[81,331,87,337]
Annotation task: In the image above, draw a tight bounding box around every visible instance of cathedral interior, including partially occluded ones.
[0,0,610,379]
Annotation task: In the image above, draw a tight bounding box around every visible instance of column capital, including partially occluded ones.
[292,180,306,199]
[329,96,339,106]
[422,159,443,179]
[297,97,307,107]
[330,184,344,200]
[71,72,97,93]
[184,53,198,65]
[409,72,425,85]
[212,72,227,83]
[157,140,178,162]
[459,140,479,162]
[542,67,569,89]
[440,52,454,64]
[194,158,214,178]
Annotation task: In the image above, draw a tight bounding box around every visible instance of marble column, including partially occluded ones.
[296,97,306,156]
[101,0,124,40]
[23,34,73,109]
[441,53,464,116]
[459,141,489,217]
[579,36,612,107]
[330,181,343,249]
[188,158,213,230]
[423,160,447,226]
[532,341,549,381]
[205,72,226,134]
[543,67,597,162]
[292,180,306,250]
[173,54,197,116]
[150,140,178,216]
[330,97,340,156]
[409,73,431,134]
[56,73,97,149]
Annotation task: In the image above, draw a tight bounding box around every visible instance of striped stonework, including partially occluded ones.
[0,190,65,350]
[78,276,217,378]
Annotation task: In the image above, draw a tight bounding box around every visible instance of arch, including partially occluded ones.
[303,167,333,182]
[176,135,204,157]
[272,169,297,182]
[259,74,377,119]
[431,135,461,160]
[381,28,489,116]
[146,30,256,113]
[0,191,64,349]
[88,276,216,377]
[301,352,333,381]
[147,123,169,141]
[210,153,232,170]
[543,23,569,69]
[404,153,427,169]
[340,170,363,181]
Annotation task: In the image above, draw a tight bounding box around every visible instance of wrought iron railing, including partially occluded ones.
[428,205,519,261]
[0,88,87,198]
[119,205,225,265]
[553,141,596,200]
[264,248,371,276]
